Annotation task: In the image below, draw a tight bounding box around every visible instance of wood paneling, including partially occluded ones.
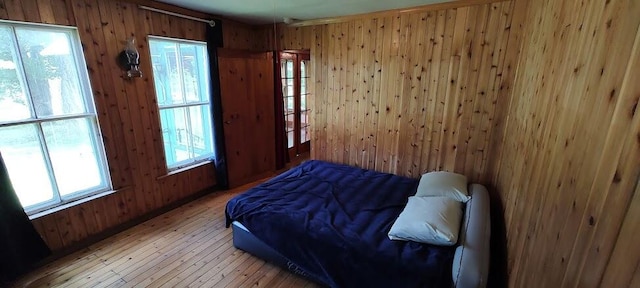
[271,0,640,286]
[492,0,640,287]
[0,0,263,252]
[271,1,519,183]
[11,179,318,288]
[218,49,276,188]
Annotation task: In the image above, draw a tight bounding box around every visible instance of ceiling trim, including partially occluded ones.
[287,0,508,27]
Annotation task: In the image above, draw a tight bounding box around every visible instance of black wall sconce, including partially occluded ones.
[118,37,142,79]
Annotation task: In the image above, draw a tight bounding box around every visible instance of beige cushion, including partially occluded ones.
[388,196,463,246]
[415,171,470,202]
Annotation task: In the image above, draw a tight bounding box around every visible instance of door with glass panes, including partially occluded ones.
[280,51,310,158]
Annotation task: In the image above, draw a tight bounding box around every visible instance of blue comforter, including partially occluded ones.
[225,160,454,288]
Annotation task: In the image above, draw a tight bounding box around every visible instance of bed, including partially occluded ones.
[225,160,491,288]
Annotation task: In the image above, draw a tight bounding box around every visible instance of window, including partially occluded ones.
[148,37,214,170]
[0,22,111,214]
[280,51,311,158]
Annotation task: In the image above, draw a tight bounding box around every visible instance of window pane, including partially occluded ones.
[280,61,287,79]
[0,26,31,122]
[188,105,214,159]
[42,118,106,196]
[287,85,293,98]
[0,124,54,207]
[180,44,209,103]
[301,77,307,95]
[16,27,86,117]
[301,94,306,111]
[287,131,294,148]
[301,110,308,126]
[301,60,307,78]
[286,60,293,78]
[300,126,309,143]
[159,107,190,167]
[286,113,294,131]
[286,97,294,112]
[281,80,290,97]
[149,40,183,106]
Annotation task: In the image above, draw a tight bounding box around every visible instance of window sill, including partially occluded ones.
[28,186,134,220]
[157,160,213,180]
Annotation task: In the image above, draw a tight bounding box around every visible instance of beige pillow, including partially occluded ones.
[415,171,470,202]
[388,196,463,246]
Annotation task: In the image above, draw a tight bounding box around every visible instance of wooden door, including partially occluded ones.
[218,49,275,188]
[280,51,311,159]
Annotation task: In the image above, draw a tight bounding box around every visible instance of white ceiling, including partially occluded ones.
[156,0,454,24]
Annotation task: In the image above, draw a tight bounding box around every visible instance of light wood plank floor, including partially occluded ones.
[10,180,319,288]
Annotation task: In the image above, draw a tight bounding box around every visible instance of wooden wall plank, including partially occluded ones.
[20,0,41,23]
[419,10,441,173]
[35,0,56,24]
[98,0,138,221]
[464,3,499,180]
[428,9,455,172]
[0,0,8,19]
[328,25,339,161]
[396,12,424,176]
[600,180,640,288]
[33,215,64,251]
[349,19,364,167]
[336,22,348,164]
[477,0,513,179]
[50,0,71,26]
[565,14,640,287]
[3,0,25,21]
[274,2,518,183]
[492,0,640,286]
[345,21,357,166]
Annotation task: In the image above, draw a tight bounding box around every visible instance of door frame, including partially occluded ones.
[279,50,311,160]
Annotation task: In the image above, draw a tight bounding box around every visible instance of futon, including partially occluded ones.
[225,160,491,288]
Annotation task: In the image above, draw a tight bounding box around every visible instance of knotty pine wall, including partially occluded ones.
[492,0,640,287]
[0,0,263,252]
[271,0,640,286]
[270,0,521,183]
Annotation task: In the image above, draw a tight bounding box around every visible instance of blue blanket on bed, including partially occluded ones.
[225,160,455,288]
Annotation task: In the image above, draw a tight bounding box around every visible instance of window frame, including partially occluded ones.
[147,35,214,172]
[0,20,112,215]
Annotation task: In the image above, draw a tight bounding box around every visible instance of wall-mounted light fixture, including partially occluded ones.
[118,37,142,79]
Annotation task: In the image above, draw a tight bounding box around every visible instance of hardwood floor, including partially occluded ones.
[10,179,318,288]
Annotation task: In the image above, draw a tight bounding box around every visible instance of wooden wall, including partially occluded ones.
[0,0,263,252]
[492,0,640,287]
[272,0,640,286]
[270,0,522,183]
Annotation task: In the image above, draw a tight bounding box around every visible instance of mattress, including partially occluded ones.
[225,160,458,288]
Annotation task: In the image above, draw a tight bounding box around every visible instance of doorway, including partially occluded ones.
[280,50,310,159]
